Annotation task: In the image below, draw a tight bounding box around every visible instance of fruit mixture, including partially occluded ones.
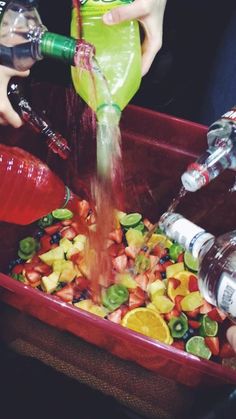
[8,200,234,362]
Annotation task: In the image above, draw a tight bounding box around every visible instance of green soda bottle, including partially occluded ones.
[71,0,142,114]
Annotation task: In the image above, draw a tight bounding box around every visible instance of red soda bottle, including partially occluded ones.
[0,143,78,225]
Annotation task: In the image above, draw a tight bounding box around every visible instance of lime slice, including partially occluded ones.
[120,212,142,228]
[184,251,199,272]
[52,208,73,220]
[199,314,218,337]
[186,336,212,359]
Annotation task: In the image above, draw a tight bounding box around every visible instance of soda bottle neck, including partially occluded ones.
[159,212,215,260]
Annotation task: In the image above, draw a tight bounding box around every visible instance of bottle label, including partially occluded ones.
[217,271,236,318]
[222,106,236,123]
[0,1,9,24]
[80,0,133,16]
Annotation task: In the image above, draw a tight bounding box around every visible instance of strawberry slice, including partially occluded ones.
[25,270,42,285]
[205,337,220,356]
[44,223,62,235]
[33,262,52,276]
[109,228,123,244]
[125,246,137,259]
[108,243,125,257]
[107,308,122,324]
[188,319,201,329]
[172,340,185,351]
[177,253,184,263]
[168,277,181,290]
[188,275,199,292]
[128,287,145,309]
[12,264,25,275]
[207,307,227,323]
[185,307,200,318]
[78,199,90,219]
[112,254,128,273]
[199,299,213,314]
[60,226,77,240]
[164,308,181,322]
[55,283,74,303]
[39,234,54,252]
[135,273,148,291]
[74,276,90,291]
[220,342,236,358]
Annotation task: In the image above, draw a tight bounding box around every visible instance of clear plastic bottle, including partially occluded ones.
[181,107,236,192]
[0,143,78,225]
[159,212,236,320]
[0,0,93,70]
[70,0,142,114]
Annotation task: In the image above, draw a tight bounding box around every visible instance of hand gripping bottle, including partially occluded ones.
[181,107,236,192]
[0,143,78,225]
[0,0,94,70]
[71,0,142,119]
[159,212,236,321]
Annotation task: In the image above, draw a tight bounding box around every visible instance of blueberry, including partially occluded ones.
[161,272,166,279]
[50,232,61,244]
[182,328,195,342]
[8,257,23,271]
[141,245,148,252]
[34,229,45,239]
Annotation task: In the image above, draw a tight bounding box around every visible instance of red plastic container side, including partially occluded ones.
[1,90,236,388]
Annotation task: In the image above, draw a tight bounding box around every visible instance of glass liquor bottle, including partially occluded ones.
[159,212,236,320]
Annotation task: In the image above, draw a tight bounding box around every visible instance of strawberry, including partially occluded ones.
[174,295,184,312]
[207,307,227,323]
[55,283,74,302]
[39,234,54,252]
[78,199,90,219]
[185,307,200,318]
[12,264,24,275]
[44,223,62,235]
[164,308,181,322]
[33,263,52,276]
[112,254,128,272]
[25,270,42,285]
[60,226,77,240]
[177,253,184,263]
[128,287,145,309]
[109,228,123,244]
[152,245,167,258]
[74,276,89,291]
[188,319,201,329]
[188,275,199,292]
[134,273,148,291]
[125,246,137,259]
[107,308,122,324]
[205,337,220,356]
[199,299,213,314]
[108,243,125,258]
[172,340,185,351]
[61,219,73,226]
[168,277,181,290]
[220,342,236,358]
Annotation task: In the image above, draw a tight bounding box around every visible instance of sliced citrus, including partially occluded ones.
[147,233,173,249]
[167,270,192,301]
[184,251,199,272]
[186,336,212,360]
[52,208,73,220]
[199,314,218,337]
[121,307,173,344]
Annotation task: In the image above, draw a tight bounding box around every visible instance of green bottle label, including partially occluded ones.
[80,0,133,16]
[40,32,77,64]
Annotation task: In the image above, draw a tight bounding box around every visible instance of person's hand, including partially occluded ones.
[0,65,29,127]
[226,325,236,353]
[103,0,167,76]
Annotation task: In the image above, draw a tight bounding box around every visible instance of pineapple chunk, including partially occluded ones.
[59,260,77,283]
[39,246,64,266]
[166,262,185,278]
[41,272,60,293]
[147,279,166,299]
[73,234,87,246]
[59,237,73,253]
[115,273,137,289]
[125,229,143,248]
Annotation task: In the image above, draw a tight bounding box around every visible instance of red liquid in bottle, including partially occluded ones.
[0,144,77,225]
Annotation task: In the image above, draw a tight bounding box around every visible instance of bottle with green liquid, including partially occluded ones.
[71,0,142,119]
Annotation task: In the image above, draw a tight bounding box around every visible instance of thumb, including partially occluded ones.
[226,325,236,353]
[103,3,140,25]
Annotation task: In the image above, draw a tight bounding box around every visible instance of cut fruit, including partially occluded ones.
[181,291,204,311]
[199,314,218,337]
[167,270,192,301]
[184,251,199,272]
[186,336,212,360]
[121,307,173,344]
[166,262,184,279]
[52,208,73,220]
[120,212,142,228]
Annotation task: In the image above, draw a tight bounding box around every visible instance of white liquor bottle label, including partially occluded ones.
[217,272,236,318]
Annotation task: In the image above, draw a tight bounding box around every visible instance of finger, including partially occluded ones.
[226,325,236,352]
[0,104,23,128]
[141,36,161,76]
[103,2,148,25]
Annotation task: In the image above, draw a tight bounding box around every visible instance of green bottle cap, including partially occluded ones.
[40,32,77,65]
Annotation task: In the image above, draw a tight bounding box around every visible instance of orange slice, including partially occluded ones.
[121,307,173,344]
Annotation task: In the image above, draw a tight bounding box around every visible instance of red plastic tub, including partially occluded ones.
[0,85,236,388]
